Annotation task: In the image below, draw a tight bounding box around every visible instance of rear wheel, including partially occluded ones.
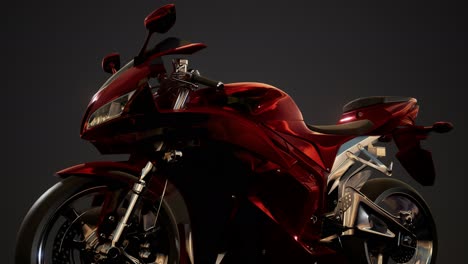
[15,176,184,264]
[358,178,437,264]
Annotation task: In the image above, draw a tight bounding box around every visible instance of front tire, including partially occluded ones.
[15,176,184,264]
[355,178,438,264]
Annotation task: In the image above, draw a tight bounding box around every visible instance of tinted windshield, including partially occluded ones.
[97,59,134,93]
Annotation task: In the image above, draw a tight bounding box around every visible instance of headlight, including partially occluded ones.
[87,90,135,129]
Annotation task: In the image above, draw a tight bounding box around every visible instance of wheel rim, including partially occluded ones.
[365,193,435,264]
[37,185,179,264]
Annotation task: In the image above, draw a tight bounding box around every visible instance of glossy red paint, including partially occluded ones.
[57,161,142,184]
[80,41,206,136]
[63,5,450,262]
[144,4,176,33]
[79,67,425,256]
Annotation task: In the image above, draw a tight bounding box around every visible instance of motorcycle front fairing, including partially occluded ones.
[79,38,207,150]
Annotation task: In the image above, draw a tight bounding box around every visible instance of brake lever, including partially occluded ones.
[169,76,199,89]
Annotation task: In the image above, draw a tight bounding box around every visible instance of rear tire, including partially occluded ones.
[349,178,437,264]
[15,176,185,264]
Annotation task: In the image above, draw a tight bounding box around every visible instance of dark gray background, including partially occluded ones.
[3,0,466,263]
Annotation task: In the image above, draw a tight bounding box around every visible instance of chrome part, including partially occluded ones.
[187,229,194,264]
[82,224,99,249]
[368,142,386,157]
[169,58,195,109]
[163,150,183,162]
[330,136,379,174]
[319,234,339,243]
[339,167,370,197]
[346,151,392,176]
[340,188,411,238]
[111,184,144,246]
[328,159,355,194]
[363,193,434,264]
[335,193,353,215]
[155,141,164,151]
[155,254,169,264]
[413,240,434,264]
[328,136,379,194]
[140,161,155,181]
[111,161,154,246]
[377,253,383,264]
[173,58,188,73]
[122,249,143,264]
[173,88,190,110]
[355,206,395,238]
[310,215,318,224]
[216,253,226,264]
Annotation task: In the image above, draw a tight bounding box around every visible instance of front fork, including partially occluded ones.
[110,161,158,247]
[98,149,182,262]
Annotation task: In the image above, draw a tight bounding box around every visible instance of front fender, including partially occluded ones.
[56,161,141,184]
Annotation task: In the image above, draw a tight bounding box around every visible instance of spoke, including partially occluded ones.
[62,205,81,222]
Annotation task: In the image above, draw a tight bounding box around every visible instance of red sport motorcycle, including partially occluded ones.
[15,4,453,264]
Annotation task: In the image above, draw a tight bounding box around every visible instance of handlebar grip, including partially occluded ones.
[190,73,224,89]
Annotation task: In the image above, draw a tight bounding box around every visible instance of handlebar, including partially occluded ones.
[187,71,224,90]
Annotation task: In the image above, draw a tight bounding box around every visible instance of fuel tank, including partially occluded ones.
[220,82,304,123]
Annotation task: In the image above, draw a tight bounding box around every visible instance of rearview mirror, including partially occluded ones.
[102,53,121,74]
[144,4,176,33]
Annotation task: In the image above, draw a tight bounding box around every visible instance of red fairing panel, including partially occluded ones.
[81,42,207,135]
[179,82,329,239]
[222,82,304,122]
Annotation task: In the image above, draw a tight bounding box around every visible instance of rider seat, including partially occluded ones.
[307,119,374,135]
[306,96,411,135]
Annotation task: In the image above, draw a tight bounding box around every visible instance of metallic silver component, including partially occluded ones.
[163,150,183,162]
[122,249,143,264]
[346,151,392,176]
[330,136,379,174]
[368,142,386,157]
[327,159,355,194]
[310,215,318,224]
[328,159,356,184]
[155,254,169,264]
[187,229,195,264]
[139,249,151,259]
[82,225,99,250]
[173,58,188,73]
[216,253,226,264]
[173,88,190,110]
[111,161,154,246]
[111,183,144,246]
[341,188,411,238]
[377,253,384,264]
[356,207,395,238]
[140,242,151,249]
[319,234,338,243]
[140,162,155,181]
[154,141,164,152]
[339,166,369,198]
[358,144,388,169]
[335,193,353,216]
[328,136,379,194]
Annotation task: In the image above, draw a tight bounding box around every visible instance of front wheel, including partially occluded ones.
[355,178,437,264]
[15,176,186,264]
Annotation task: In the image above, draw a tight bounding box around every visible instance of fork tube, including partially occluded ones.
[111,161,154,246]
